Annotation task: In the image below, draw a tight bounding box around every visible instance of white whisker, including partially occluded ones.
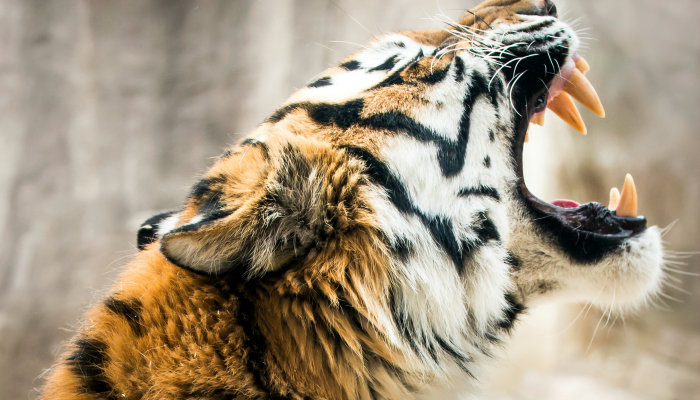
[658,291,684,303]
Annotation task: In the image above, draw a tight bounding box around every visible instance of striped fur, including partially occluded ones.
[41,1,664,399]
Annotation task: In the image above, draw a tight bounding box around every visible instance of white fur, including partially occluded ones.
[287,35,436,105]
[156,213,181,238]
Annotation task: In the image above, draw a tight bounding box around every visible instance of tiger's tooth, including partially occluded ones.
[608,187,621,210]
[525,126,530,143]
[563,69,606,118]
[547,92,587,135]
[532,113,545,126]
[575,57,590,74]
[616,174,638,218]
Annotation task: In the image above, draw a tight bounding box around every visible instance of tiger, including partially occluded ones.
[40,0,664,399]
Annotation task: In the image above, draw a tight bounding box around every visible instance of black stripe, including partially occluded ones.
[389,237,414,262]
[509,19,555,35]
[266,102,310,124]
[340,145,414,214]
[190,175,227,201]
[454,56,466,82]
[505,253,522,271]
[475,212,500,243]
[369,55,399,71]
[308,76,332,88]
[487,74,504,110]
[240,138,271,162]
[388,287,423,357]
[361,109,465,177]
[441,70,489,177]
[347,71,489,177]
[340,60,361,70]
[498,293,525,333]
[66,338,116,399]
[423,216,462,273]
[418,64,451,85]
[435,335,474,378]
[307,99,364,129]
[458,186,501,202]
[369,50,422,90]
[370,70,405,90]
[104,297,144,336]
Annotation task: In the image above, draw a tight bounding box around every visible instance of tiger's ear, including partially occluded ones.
[159,204,244,276]
[159,141,271,276]
[159,138,354,277]
[137,211,180,251]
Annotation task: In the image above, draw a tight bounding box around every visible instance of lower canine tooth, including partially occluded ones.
[616,174,638,218]
[608,187,621,210]
[547,92,587,135]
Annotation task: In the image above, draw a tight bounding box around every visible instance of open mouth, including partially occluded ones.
[512,53,646,259]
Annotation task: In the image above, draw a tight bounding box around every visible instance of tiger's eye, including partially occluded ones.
[534,93,547,112]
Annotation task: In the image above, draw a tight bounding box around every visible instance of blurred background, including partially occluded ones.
[0,0,697,399]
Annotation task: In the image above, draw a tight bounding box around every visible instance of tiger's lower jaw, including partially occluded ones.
[510,222,665,312]
[507,61,666,311]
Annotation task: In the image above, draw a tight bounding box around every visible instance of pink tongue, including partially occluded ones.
[551,199,580,209]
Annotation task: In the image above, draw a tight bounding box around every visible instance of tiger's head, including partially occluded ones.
[142,0,663,387]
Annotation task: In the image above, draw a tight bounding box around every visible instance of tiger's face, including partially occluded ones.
[150,0,662,379]
[278,0,663,312]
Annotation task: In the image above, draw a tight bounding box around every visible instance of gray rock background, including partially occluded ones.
[0,1,697,399]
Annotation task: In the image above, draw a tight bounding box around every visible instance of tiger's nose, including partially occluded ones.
[515,0,559,18]
[543,0,558,17]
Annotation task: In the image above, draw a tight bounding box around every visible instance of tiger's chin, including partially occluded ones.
[510,222,665,313]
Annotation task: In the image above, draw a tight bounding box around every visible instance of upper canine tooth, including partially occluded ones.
[563,69,606,118]
[547,92,587,135]
[616,174,638,218]
[575,57,591,74]
[608,187,621,210]
[531,113,545,126]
